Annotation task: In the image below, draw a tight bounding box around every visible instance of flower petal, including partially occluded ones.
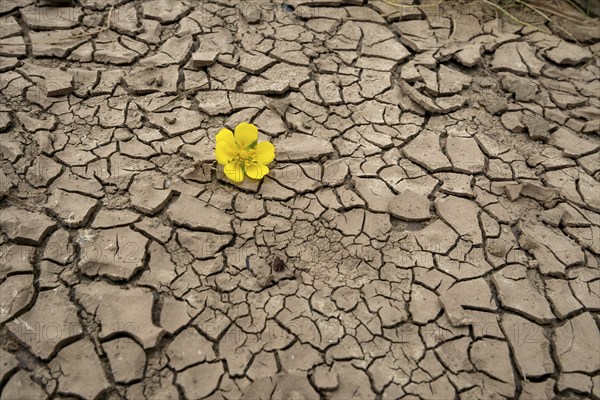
[245,162,269,180]
[224,161,244,183]
[254,141,275,164]
[234,122,258,148]
[215,141,236,165]
[216,128,235,145]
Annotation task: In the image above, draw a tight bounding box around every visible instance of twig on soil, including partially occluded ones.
[564,0,585,14]
[68,5,114,39]
[512,0,583,43]
[380,0,424,7]
[379,0,556,36]
[480,0,552,33]
[515,0,552,21]
[152,82,210,113]
[513,1,571,36]
[530,1,599,23]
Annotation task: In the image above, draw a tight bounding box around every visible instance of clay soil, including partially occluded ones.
[0,0,599,399]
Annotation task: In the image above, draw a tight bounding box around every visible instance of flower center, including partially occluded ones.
[238,148,252,161]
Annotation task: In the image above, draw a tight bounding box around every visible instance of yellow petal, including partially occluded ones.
[215,141,236,165]
[254,141,275,164]
[245,162,269,180]
[224,161,244,183]
[216,128,235,145]
[234,122,258,148]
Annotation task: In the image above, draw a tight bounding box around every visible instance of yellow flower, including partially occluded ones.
[214,122,275,183]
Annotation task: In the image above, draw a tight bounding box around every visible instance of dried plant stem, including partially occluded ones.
[379,0,554,35]
[69,5,114,39]
[514,0,581,42]
[515,0,552,21]
[530,1,599,23]
[480,0,551,33]
[380,0,423,7]
[563,0,590,15]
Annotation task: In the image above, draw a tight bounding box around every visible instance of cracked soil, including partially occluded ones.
[0,0,599,399]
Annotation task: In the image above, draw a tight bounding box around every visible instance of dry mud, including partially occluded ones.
[0,0,599,399]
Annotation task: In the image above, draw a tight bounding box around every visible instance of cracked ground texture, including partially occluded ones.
[0,0,599,399]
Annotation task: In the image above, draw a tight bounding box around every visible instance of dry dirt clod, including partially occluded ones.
[0,1,598,399]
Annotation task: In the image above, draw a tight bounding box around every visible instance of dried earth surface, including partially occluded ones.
[0,0,599,399]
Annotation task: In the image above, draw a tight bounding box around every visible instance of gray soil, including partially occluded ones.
[0,0,599,399]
